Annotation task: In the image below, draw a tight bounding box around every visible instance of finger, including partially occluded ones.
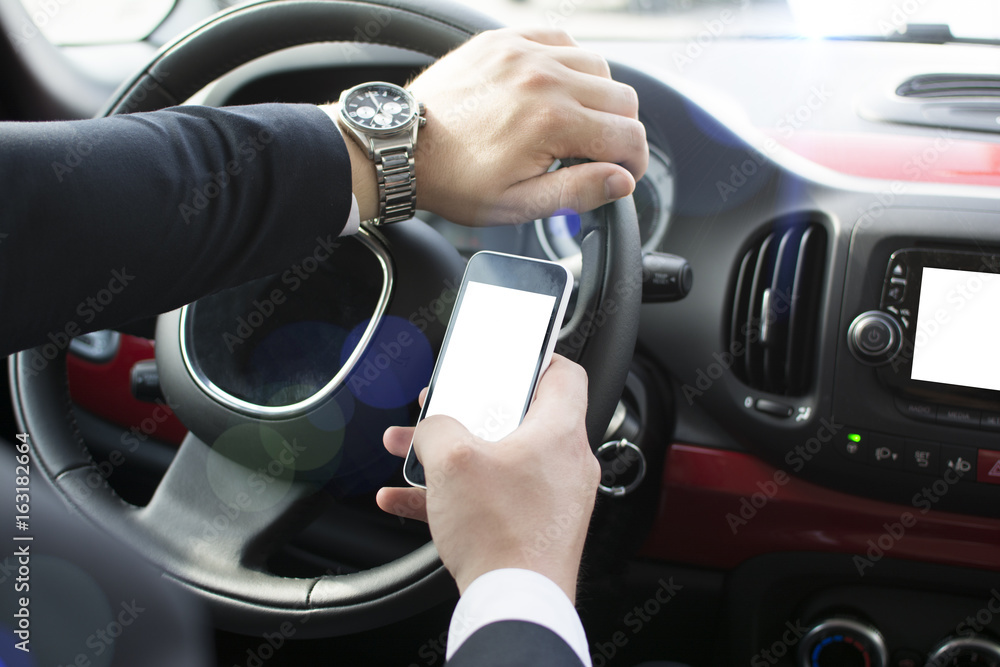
[495,161,635,223]
[411,414,479,480]
[512,26,578,47]
[522,355,589,431]
[563,110,648,180]
[383,425,415,458]
[544,46,612,79]
[418,386,428,407]
[561,73,638,118]
[376,487,428,522]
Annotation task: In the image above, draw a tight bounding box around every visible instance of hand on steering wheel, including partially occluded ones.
[12,0,643,637]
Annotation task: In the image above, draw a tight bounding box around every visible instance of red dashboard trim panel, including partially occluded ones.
[67,336,187,445]
[642,443,1000,572]
[767,130,1000,187]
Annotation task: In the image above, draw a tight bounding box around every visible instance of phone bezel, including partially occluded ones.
[402,251,573,488]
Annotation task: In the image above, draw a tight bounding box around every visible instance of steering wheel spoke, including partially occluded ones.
[137,432,325,574]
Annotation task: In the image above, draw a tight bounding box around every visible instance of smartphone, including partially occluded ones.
[402,251,573,488]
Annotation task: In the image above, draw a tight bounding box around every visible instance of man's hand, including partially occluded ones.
[376,355,600,603]
[326,27,648,227]
[409,27,647,226]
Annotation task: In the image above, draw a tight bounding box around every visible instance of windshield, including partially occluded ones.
[450,0,1000,43]
[18,0,1000,46]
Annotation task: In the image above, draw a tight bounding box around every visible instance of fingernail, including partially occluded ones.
[604,172,632,201]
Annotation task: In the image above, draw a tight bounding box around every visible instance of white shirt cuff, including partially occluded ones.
[340,194,360,236]
[447,569,591,666]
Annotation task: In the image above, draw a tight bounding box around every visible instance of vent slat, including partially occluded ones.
[763,227,800,393]
[744,233,775,388]
[730,221,826,397]
[731,248,756,359]
[785,226,826,394]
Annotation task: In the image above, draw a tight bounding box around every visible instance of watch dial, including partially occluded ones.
[344,85,413,131]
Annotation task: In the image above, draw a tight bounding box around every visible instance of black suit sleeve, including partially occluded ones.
[0,103,352,357]
[446,621,586,667]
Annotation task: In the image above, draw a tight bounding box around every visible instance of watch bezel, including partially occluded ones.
[338,81,419,135]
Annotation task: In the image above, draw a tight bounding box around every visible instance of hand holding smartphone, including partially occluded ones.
[403,251,573,488]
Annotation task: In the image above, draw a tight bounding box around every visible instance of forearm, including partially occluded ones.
[0,103,352,357]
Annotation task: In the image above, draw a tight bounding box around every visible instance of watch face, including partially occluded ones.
[342,84,415,132]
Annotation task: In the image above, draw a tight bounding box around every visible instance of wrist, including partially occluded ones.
[454,556,580,605]
[319,103,378,223]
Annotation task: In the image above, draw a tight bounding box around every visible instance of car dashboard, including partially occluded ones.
[57,32,1000,667]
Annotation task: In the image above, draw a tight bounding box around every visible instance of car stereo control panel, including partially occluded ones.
[831,207,1000,516]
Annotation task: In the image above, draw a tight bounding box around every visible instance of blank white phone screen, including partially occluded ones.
[911,267,1000,392]
[424,281,557,441]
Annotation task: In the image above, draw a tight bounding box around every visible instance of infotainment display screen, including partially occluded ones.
[910,267,1000,392]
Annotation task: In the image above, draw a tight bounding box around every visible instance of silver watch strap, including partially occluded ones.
[371,146,416,226]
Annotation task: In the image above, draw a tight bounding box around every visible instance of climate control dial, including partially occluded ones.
[798,618,887,667]
[927,636,1000,666]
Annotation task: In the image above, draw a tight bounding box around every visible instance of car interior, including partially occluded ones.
[2,0,1000,665]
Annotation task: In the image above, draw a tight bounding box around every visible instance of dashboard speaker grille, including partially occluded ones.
[729,220,827,396]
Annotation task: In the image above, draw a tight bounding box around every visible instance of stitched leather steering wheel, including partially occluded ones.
[10,0,641,636]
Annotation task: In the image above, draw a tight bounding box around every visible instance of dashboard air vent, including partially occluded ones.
[729,221,827,396]
[897,74,1000,99]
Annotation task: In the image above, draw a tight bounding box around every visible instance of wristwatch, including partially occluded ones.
[337,81,426,226]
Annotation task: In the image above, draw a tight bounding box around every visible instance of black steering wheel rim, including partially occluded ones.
[10,0,641,637]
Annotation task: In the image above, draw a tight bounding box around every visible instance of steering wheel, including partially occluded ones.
[10,0,641,637]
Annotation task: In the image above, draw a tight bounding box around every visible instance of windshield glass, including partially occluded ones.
[21,0,1000,46]
[452,0,1000,42]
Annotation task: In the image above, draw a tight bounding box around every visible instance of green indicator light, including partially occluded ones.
[848,433,862,443]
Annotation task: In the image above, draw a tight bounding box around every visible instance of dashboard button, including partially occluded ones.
[904,440,940,475]
[868,433,904,469]
[937,406,981,427]
[891,262,906,279]
[755,398,793,418]
[981,412,1000,432]
[856,319,894,354]
[941,445,977,481]
[837,430,868,462]
[895,399,937,423]
[847,312,902,365]
[978,450,1000,485]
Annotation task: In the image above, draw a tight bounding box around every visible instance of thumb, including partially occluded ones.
[496,162,635,224]
[412,415,481,488]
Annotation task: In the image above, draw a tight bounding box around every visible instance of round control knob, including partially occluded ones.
[927,636,1000,667]
[798,618,887,667]
[847,311,903,366]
